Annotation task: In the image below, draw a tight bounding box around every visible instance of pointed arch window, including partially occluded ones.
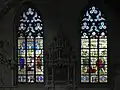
[17,8,44,83]
[80,6,108,83]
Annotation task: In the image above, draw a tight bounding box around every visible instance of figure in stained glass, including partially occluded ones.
[36,56,42,70]
[20,57,25,69]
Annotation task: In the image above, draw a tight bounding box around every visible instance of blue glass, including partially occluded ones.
[37,76,43,81]
[22,42,27,49]
[20,58,24,69]
[35,42,39,49]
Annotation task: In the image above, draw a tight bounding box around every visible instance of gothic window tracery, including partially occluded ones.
[17,8,44,83]
[80,6,108,83]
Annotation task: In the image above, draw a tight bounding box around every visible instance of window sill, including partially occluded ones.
[15,83,45,88]
[78,83,110,88]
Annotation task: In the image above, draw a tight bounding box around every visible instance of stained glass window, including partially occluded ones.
[17,8,44,83]
[80,6,108,83]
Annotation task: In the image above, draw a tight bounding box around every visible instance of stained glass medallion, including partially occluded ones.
[80,6,108,83]
[17,8,44,83]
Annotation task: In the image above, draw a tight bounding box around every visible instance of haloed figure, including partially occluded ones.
[96,59,105,74]
[36,56,42,71]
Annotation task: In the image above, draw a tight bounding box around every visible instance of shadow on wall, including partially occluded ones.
[0,40,16,87]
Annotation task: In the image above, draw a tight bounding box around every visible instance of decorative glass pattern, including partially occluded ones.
[17,8,44,83]
[81,6,107,83]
